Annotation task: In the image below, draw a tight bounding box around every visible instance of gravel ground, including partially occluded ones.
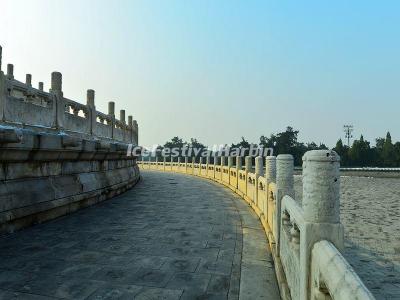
[294,175,400,300]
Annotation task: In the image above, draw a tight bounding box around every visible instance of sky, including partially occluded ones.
[1,0,399,148]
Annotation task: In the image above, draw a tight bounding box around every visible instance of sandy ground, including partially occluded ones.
[294,175,400,300]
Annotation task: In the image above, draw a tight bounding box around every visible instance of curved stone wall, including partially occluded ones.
[0,51,140,234]
[0,128,140,233]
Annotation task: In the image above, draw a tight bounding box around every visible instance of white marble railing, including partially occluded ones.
[0,46,138,144]
[311,240,375,300]
[138,150,375,300]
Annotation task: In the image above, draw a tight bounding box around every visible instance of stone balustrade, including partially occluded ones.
[0,46,138,145]
[138,150,375,300]
[0,46,141,234]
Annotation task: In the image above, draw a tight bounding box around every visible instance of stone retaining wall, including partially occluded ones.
[0,126,140,234]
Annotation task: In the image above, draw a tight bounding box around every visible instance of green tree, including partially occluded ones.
[371,137,385,166]
[231,137,250,149]
[382,132,395,166]
[188,138,206,162]
[163,136,187,160]
[394,142,400,167]
[164,136,186,149]
[275,126,299,155]
[188,138,205,149]
[333,139,349,166]
[348,135,372,167]
[154,145,164,161]
[231,137,251,156]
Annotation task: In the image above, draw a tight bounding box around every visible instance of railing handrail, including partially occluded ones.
[312,240,375,300]
[281,195,305,230]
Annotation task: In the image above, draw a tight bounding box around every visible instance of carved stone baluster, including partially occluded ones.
[282,211,290,226]
[290,223,300,245]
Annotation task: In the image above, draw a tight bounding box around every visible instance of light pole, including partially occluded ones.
[343,125,354,147]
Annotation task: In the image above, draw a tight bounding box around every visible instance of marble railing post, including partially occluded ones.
[120,110,126,124]
[214,154,220,166]
[86,90,95,107]
[236,156,242,171]
[275,154,294,255]
[300,150,343,300]
[7,64,13,79]
[108,101,115,139]
[132,120,138,145]
[191,156,195,169]
[86,89,96,136]
[163,156,166,171]
[265,156,277,184]
[243,156,252,195]
[303,151,340,224]
[236,156,243,171]
[254,156,263,207]
[128,116,133,143]
[245,156,252,173]
[265,156,277,215]
[227,156,233,168]
[255,156,263,177]
[221,156,225,167]
[213,155,219,179]
[108,101,115,114]
[184,156,188,172]
[50,72,64,129]
[120,109,126,141]
[26,74,32,87]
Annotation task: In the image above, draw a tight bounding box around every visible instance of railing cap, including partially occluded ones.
[276,154,293,161]
[303,150,340,163]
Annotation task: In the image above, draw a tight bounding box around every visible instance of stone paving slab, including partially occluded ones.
[0,170,280,300]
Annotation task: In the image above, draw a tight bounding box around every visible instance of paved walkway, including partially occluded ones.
[0,170,280,300]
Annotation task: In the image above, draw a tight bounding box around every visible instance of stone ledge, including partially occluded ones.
[0,159,136,181]
[0,127,133,162]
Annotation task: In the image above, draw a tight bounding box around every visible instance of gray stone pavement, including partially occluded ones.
[0,170,280,300]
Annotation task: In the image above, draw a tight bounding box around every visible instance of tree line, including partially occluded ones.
[334,132,400,167]
[157,127,399,167]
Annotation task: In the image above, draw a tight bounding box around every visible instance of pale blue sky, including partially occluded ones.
[1,0,399,147]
